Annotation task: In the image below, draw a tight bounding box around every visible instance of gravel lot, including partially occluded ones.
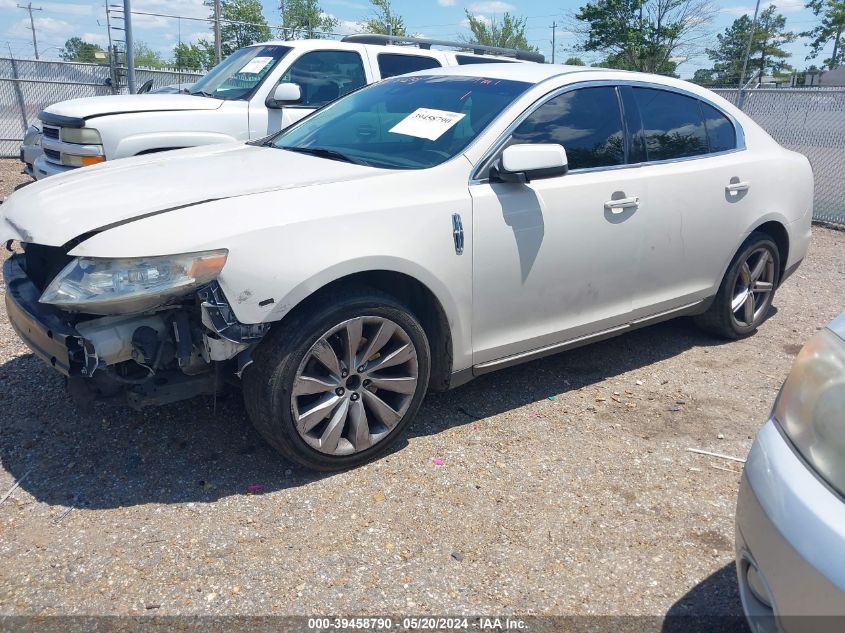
[1,158,843,623]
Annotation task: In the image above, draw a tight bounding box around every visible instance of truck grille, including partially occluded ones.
[22,243,74,292]
[44,148,61,163]
[43,126,59,140]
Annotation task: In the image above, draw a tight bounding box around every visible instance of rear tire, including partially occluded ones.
[242,287,431,471]
[694,231,780,340]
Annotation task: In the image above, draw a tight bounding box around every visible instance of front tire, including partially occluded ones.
[243,288,431,471]
[694,231,780,339]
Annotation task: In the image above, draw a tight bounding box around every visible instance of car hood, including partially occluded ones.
[0,143,382,247]
[41,93,222,121]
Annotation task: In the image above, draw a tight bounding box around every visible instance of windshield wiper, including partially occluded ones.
[189,90,216,98]
[280,146,368,166]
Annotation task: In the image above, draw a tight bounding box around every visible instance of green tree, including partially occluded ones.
[573,0,714,75]
[700,7,795,84]
[173,41,215,71]
[593,50,678,75]
[365,0,406,36]
[60,37,104,63]
[803,0,845,68]
[563,56,586,65]
[692,67,715,84]
[206,0,272,55]
[281,0,338,39]
[703,14,754,84]
[133,41,165,68]
[462,11,537,51]
[751,6,797,78]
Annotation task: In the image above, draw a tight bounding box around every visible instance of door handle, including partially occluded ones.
[726,181,750,193]
[604,196,639,214]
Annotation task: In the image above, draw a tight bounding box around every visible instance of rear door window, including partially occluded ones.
[700,101,737,153]
[631,87,708,161]
[509,86,624,170]
[377,53,442,79]
[280,50,367,108]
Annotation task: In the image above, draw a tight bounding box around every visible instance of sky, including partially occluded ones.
[0,0,835,79]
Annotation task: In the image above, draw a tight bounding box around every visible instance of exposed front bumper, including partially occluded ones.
[736,421,845,632]
[32,154,75,180]
[3,255,81,375]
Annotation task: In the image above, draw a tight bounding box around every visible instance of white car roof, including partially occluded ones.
[407,62,732,106]
[410,62,609,84]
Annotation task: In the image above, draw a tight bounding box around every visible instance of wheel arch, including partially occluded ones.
[268,269,456,392]
[747,219,790,280]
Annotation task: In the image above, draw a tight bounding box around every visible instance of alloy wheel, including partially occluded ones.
[291,316,419,456]
[731,247,775,328]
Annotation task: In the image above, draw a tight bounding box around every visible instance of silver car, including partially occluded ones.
[19,123,43,178]
[736,311,845,631]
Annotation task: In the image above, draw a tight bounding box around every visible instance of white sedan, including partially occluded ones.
[1,64,813,470]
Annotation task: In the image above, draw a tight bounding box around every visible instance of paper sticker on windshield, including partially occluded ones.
[389,108,466,141]
[240,56,273,74]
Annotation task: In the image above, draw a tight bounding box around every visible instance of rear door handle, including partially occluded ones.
[604,196,639,214]
[726,181,750,193]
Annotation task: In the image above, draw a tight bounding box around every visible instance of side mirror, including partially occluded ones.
[266,82,302,109]
[490,143,568,184]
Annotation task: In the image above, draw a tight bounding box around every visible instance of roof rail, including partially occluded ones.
[341,34,545,64]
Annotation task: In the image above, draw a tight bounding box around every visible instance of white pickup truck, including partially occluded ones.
[21,35,543,179]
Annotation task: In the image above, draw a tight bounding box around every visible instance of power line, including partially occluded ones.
[16,2,43,60]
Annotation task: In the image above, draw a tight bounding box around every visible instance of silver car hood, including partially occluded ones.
[0,143,381,247]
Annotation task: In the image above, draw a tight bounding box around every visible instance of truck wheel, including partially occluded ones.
[694,231,780,340]
[242,288,431,471]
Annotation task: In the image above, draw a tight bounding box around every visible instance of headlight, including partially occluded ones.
[774,328,845,495]
[60,127,102,144]
[39,250,228,315]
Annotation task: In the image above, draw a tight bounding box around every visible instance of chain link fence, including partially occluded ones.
[0,57,202,157]
[714,88,845,225]
[0,60,843,225]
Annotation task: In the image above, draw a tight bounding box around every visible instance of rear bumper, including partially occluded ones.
[736,421,845,632]
[3,255,81,375]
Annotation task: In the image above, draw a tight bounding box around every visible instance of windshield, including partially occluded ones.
[270,75,530,170]
[190,45,290,100]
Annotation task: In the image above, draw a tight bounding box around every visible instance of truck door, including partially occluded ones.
[250,49,369,137]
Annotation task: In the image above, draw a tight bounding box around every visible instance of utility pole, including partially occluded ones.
[16,3,42,60]
[279,0,286,40]
[214,0,222,64]
[103,2,118,93]
[737,0,762,109]
[123,0,136,93]
[550,21,556,64]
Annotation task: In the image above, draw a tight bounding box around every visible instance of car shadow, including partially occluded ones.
[662,563,750,632]
[0,316,734,510]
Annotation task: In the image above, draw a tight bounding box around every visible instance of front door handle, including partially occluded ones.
[605,196,639,214]
[726,181,750,193]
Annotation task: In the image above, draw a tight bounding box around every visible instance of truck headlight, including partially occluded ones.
[39,250,228,315]
[774,328,845,496]
[60,127,102,144]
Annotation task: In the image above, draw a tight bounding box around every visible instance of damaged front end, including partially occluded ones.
[3,243,268,408]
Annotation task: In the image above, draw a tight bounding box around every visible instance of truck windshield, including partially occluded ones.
[190,45,291,100]
[270,75,530,170]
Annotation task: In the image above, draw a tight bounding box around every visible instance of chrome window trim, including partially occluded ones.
[469,78,747,185]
